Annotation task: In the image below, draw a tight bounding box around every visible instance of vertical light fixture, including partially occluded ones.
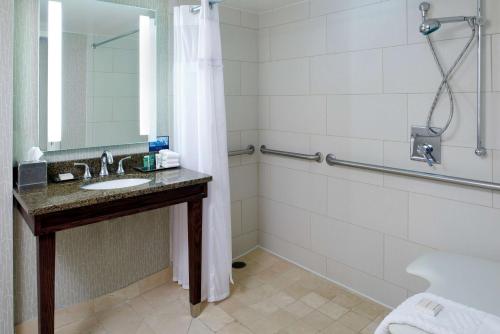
[139,15,157,139]
[47,0,62,143]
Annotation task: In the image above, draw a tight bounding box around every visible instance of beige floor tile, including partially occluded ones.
[249,299,281,316]
[337,312,372,332]
[18,249,392,334]
[352,301,388,320]
[54,316,105,334]
[300,292,329,309]
[144,312,192,334]
[300,310,335,332]
[268,291,296,308]
[215,297,246,315]
[55,301,94,329]
[217,322,253,334]
[284,300,314,318]
[318,301,349,320]
[188,319,215,334]
[198,304,234,331]
[277,320,317,334]
[283,282,312,300]
[320,322,358,334]
[332,293,364,309]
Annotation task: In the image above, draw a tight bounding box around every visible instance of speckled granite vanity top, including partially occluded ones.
[13,168,212,216]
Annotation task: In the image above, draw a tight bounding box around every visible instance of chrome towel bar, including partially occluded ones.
[326,153,500,191]
[228,145,255,157]
[260,145,323,163]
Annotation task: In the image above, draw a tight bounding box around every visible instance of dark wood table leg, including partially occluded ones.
[37,233,56,334]
[187,199,203,317]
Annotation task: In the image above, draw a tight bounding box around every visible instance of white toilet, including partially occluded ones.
[389,252,500,334]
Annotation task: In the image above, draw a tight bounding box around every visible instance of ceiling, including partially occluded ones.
[221,0,303,12]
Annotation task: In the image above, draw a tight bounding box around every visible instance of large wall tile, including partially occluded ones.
[269,96,327,135]
[226,96,258,131]
[326,0,406,53]
[230,164,259,201]
[259,232,327,275]
[259,198,311,249]
[327,94,407,141]
[493,35,500,91]
[326,258,407,308]
[310,0,384,17]
[223,60,241,96]
[409,194,500,262]
[311,214,384,278]
[242,197,258,233]
[259,2,309,28]
[270,17,326,60]
[221,24,258,61]
[327,178,409,238]
[241,62,259,96]
[260,164,328,214]
[311,50,383,94]
[259,59,310,96]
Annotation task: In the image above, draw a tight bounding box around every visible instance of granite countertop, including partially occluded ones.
[13,168,212,216]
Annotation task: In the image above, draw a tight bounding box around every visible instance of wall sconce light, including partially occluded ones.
[139,15,157,140]
[47,0,62,143]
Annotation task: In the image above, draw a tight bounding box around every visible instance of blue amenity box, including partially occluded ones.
[149,136,169,152]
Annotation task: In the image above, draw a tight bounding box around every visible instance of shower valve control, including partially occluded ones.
[417,144,435,167]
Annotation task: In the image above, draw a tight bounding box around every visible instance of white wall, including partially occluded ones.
[219,6,261,258]
[257,0,500,308]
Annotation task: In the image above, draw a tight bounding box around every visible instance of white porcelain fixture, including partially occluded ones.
[81,178,151,190]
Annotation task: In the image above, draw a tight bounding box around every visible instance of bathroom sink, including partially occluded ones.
[81,178,151,190]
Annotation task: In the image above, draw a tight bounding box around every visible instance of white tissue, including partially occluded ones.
[27,147,44,162]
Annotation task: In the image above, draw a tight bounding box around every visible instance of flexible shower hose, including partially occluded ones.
[425,18,478,136]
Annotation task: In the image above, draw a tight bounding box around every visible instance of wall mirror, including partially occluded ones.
[39,0,164,152]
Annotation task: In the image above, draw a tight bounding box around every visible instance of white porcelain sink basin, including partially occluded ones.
[81,178,151,190]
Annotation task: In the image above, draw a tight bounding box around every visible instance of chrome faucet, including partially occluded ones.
[417,144,435,167]
[100,150,114,177]
[117,156,131,175]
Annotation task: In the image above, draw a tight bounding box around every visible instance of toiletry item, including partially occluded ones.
[149,136,169,152]
[155,154,161,169]
[27,146,44,161]
[58,173,75,181]
[149,154,155,169]
[143,155,151,169]
[18,160,48,190]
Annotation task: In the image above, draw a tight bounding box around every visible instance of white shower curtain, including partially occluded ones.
[170,0,232,302]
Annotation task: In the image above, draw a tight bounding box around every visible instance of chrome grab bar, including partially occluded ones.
[260,145,323,163]
[325,153,500,191]
[228,145,255,157]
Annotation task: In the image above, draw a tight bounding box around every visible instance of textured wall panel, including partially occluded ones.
[0,1,14,332]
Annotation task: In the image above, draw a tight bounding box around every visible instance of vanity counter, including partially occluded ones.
[14,166,211,334]
[13,167,212,216]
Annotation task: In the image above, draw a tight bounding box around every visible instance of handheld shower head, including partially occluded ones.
[419,2,430,18]
[420,19,441,35]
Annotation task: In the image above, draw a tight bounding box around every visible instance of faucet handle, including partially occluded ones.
[117,156,131,175]
[74,163,92,179]
[417,144,435,167]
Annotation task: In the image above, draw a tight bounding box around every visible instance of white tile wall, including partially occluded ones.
[256,0,500,308]
[219,6,260,258]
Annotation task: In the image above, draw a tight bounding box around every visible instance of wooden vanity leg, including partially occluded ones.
[187,199,203,317]
[37,233,56,334]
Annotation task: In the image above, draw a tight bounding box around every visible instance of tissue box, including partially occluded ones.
[18,161,47,190]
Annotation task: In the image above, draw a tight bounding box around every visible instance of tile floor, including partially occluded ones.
[24,248,390,334]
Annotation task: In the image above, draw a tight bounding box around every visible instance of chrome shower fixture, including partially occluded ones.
[419,2,477,35]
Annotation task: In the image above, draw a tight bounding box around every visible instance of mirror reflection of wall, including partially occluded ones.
[39,0,158,152]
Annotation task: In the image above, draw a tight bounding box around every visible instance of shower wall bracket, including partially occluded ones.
[410,126,441,166]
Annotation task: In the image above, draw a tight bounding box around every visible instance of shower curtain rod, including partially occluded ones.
[92,29,139,49]
[190,0,223,14]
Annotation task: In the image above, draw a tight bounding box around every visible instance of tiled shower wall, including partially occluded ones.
[257,0,500,308]
[219,7,260,258]
[0,0,14,331]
